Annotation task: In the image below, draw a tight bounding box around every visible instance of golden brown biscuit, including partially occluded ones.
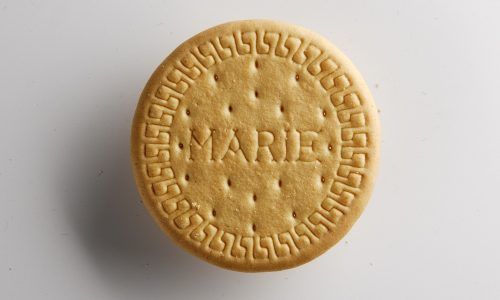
[131,20,380,272]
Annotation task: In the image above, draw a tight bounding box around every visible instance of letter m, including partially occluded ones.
[189,129,213,161]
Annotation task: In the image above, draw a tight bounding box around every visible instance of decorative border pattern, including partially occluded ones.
[135,29,371,264]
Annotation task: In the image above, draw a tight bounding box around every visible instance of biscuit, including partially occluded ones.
[131,20,380,272]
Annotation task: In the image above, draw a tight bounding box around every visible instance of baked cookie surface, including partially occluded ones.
[131,20,380,272]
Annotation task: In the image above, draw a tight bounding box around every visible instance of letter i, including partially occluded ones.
[285,129,300,162]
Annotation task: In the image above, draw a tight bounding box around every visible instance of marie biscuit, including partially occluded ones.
[131,20,380,272]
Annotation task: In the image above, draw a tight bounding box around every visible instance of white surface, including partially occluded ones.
[1,1,499,299]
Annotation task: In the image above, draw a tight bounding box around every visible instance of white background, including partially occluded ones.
[1,1,499,299]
